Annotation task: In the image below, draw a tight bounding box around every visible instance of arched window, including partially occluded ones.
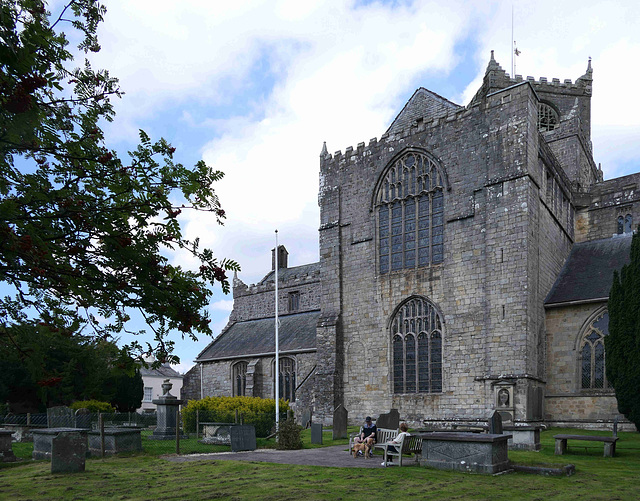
[617,214,632,234]
[538,102,559,132]
[233,361,248,396]
[277,357,296,402]
[579,311,609,390]
[376,151,444,274]
[391,297,443,394]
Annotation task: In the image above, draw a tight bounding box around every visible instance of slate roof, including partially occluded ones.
[258,262,320,284]
[545,234,632,306]
[140,364,182,378]
[386,88,461,135]
[196,310,320,361]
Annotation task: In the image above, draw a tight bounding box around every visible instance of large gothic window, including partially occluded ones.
[233,361,248,396]
[277,357,296,402]
[391,297,443,394]
[580,311,609,390]
[538,102,559,132]
[376,151,444,274]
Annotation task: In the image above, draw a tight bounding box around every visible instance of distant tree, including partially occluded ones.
[0,1,239,364]
[607,232,640,430]
[110,367,143,412]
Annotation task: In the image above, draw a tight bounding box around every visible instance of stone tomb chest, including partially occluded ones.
[88,428,142,456]
[32,428,89,460]
[419,432,512,474]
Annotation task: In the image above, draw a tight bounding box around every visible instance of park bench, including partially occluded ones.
[553,434,619,457]
[380,433,423,467]
[349,427,397,455]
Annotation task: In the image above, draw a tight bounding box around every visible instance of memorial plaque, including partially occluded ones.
[51,432,86,474]
[311,423,323,444]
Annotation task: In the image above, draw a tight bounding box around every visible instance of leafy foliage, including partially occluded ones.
[0,0,239,364]
[182,396,289,437]
[607,232,640,430]
[69,399,114,413]
[276,415,303,450]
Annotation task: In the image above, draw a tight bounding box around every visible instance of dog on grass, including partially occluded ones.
[352,437,374,459]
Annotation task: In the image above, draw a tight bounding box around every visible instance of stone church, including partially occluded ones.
[184,53,637,430]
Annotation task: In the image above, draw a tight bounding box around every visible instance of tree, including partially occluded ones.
[607,231,640,430]
[0,1,239,364]
[110,367,143,412]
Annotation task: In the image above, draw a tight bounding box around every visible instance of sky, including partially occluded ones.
[52,0,640,373]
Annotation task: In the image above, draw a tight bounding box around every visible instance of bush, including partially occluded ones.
[276,417,303,450]
[70,400,115,413]
[182,396,289,437]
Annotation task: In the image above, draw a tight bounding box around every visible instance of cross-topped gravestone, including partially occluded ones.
[332,404,348,440]
[488,410,503,435]
[51,432,86,473]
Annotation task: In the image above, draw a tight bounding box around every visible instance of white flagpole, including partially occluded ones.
[275,230,279,431]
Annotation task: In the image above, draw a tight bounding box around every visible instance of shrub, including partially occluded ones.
[276,417,303,450]
[70,400,115,413]
[182,396,289,437]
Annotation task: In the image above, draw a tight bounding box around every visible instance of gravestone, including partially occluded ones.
[332,404,348,440]
[51,432,86,473]
[74,408,92,429]
[300,408,312,429]
[150,379,186,439]
[0,429,17,462]
[613,417,619,437]
[311,423,323,444]
[230,425,256,452]
[48,406,74,428]
[488,410,503,435]
[376,409,400,430]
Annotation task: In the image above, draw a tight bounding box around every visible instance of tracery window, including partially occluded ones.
[538,102,559,132]
[233,361,248,396]
[277,357,296,402]
[580,311,609,390]
[377,151,444,274]
[391,297,443,394]
[617,214,632,234]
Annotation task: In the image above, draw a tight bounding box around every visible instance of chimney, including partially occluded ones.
[271,245,288,271]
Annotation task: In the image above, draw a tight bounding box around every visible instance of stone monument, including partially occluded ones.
[51,432,86,473]
[0,429,17,462]
[150,379,186,440]
[332,404,348,440]
[47,406,74,428]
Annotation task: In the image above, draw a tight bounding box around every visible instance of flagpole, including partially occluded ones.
[275,230,279,432]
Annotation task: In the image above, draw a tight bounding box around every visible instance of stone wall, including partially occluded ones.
[181,364,201,403]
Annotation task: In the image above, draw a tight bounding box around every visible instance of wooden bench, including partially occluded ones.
[553,434,619,457]
[380,434,422,467]
[349,427,396,455]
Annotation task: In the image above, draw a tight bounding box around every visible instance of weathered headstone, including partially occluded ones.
[332,404,348,440]
[488,410,503,435]
[311,423,323,444]
[230,425,256,452]
[74,408,92,429]
[48,406,74,428]
[0,429,17,462]
[51,432,86,473]
[300,408,312,429]
[376,409,400,430]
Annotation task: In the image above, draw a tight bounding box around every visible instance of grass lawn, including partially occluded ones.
[1,427,639,500]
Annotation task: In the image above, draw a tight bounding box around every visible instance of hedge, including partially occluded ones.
[70,400,115,413]
[182,396,289,437]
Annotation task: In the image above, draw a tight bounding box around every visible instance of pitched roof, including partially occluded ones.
[258,262,320,284]
[545,234,632,306]
[196,310,320,361]
[386,88,461,135]
[140,364,182,378]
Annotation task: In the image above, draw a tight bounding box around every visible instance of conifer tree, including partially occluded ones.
[607,232,640,430]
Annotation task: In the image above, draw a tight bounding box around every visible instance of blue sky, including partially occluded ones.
[47,0,640,372]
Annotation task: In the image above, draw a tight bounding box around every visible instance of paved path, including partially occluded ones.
[164,445,410,468]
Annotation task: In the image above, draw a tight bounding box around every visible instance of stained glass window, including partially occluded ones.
[391,297,443,394]
[377,151,445,273]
